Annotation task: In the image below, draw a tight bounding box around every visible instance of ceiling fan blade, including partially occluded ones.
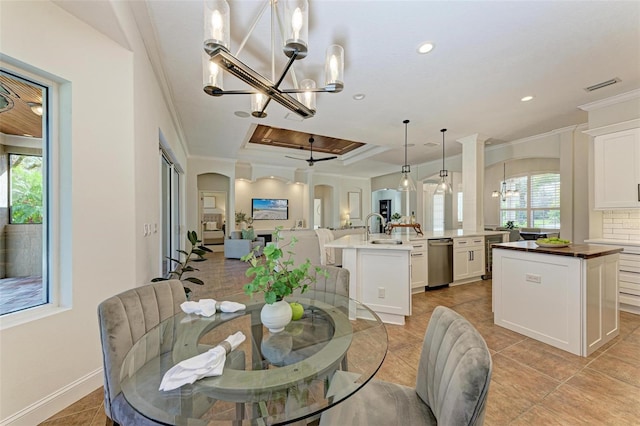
[285,155,307,161]
[312,156,338,162]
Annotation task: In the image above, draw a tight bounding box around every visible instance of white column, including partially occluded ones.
[457,134,489,231]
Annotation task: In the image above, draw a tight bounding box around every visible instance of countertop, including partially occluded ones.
[387,229,508,240]
[326,229,508,250]
[325,234,414,250]
[492,241,624,259]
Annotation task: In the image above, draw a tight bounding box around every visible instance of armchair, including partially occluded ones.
[224,230,265,259]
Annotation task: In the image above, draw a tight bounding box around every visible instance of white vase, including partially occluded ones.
[261,300,292,333]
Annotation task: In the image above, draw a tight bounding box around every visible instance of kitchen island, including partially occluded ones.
[325,233,416,325]
[492,241,623,356]
[325,230,507,325]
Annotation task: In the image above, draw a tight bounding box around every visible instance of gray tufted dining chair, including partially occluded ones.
[98,280,186,426]
[320,305,493,426]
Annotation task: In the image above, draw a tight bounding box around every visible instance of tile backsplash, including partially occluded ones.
[602,210,640,241]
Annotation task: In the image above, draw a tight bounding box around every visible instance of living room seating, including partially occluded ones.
[319,306,493,426]
[223,230,265,259]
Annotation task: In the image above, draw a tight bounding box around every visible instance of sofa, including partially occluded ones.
[223,230,265,259]
[278,228,365,267]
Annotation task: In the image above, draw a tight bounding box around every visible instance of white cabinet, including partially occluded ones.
[593,128,640,209]
[453,237,485,282]
[410,241,427,292]
[493,247,620,356]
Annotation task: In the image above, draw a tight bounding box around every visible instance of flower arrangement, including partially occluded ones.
[241,227,325,304]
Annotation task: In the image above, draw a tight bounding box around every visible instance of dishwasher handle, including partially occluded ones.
[429,241,454,247]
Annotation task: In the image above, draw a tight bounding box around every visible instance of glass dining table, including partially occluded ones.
[119,291,388,425]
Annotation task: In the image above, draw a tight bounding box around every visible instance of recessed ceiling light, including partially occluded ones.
[521,95,534,102]
[353,94,365,101]
[234,111,250,118]
[417,42,435,54]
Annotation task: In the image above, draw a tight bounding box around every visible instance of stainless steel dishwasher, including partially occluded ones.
[427,238,453,288]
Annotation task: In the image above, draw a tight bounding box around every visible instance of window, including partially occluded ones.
[0,69,49,316]
[433,193,444,231]
[500,173,560,229]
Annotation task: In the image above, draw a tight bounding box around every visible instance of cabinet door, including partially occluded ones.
[453,248,470,280]
[469,248,485,277]
[594,128,640,209]
[411,252,427,288]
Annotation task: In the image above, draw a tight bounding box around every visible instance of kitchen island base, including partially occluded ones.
[492,242,621,357]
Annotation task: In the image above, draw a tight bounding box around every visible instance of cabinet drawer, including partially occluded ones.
[620,293,640,307]
[620,283,640,296]
[411,252,425,258]
[620,271,640,285]
[411,243,426,252]
[620,253,640,272]
[454,237,484,248]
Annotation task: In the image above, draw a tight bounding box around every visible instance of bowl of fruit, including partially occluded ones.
[535,237,571,248]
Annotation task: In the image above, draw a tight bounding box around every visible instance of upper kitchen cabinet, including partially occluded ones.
[593,127,640,209]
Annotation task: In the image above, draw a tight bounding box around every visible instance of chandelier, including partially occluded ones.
[202,0,344,119]
[492,163,520,201]
[397,119,416,192]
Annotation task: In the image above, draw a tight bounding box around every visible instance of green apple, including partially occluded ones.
[290,302,304,321]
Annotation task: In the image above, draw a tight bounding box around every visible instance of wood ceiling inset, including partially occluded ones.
[249,125,365,155]
[0,73,43,139]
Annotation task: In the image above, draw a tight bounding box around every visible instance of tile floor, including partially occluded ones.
[40,252,640,425]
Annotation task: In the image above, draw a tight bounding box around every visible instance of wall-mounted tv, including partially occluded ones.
[251,198,289,220]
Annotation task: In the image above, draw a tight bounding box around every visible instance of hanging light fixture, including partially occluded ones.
[202,0,344,119]
[435,128,452,194]
[397,119,416,192]
[492,163,520,201]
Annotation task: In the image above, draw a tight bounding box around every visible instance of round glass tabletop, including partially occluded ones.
[120,291,388,425]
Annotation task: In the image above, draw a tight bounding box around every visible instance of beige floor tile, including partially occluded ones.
[540,382,640,425]
[510,405,579,426]
[490,353,560,402]
[586,352,640,388]
[499,338,589,381]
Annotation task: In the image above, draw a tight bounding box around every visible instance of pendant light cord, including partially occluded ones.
[404,119,409,167]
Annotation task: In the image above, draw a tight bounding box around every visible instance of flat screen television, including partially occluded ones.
[251,198,289,220]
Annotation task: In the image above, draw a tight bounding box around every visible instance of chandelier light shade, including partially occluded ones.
[204,0,230,50]
[492,163,520,201]
[202,0,344,119]
[435,128,452,194]
[283,0,308,57]
[397,119,416,192]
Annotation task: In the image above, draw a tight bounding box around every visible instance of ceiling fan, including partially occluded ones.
[285,137,337,166]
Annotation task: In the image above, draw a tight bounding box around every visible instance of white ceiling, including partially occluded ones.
[59,0,640,178]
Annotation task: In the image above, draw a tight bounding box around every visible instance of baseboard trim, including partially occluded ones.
[1,368,103,426]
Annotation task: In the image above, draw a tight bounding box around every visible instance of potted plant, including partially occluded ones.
[241,227,325,332]
[235,211,248,226]
[390,212,402,224]
[152,230,212,298]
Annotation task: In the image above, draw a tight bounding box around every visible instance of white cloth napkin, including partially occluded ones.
[159,331,246,391]
[180,299,246,317]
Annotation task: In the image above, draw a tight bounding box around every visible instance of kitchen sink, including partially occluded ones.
[370,239,403,245]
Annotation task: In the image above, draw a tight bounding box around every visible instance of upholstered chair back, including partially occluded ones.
[97,280,185,421]
[416,306,493,426]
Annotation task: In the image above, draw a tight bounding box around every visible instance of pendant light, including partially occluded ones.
[435,128,452,194]
[492,163,520,201]
[397,119,416,192]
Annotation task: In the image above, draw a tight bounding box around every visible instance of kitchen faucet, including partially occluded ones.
[364,212,386,241]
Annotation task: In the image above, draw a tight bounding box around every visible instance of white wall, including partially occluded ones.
[0,1,185,423]
[235,178,306,230]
